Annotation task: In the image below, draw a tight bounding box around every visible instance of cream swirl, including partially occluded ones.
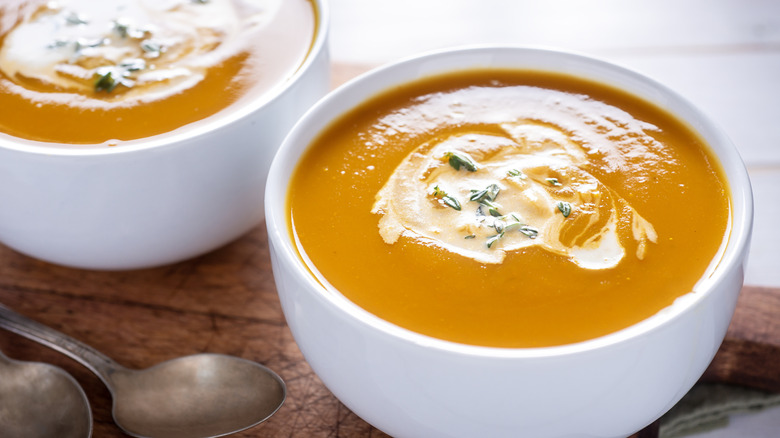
[371,86,660,268]
[0,0,281,106]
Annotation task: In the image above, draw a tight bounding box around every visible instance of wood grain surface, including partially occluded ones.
[0,63,777,437]
[0,221,777,437]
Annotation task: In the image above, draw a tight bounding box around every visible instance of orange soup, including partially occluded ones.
[288,69,731,348]
[0,0,316,145]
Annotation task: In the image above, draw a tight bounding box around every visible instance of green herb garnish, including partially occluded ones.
[119,58,146,71]
[518,226,539,239]
[113,19,130,38]
[445,151,478,172]
[464,234,476,239]
[469,183,502,216]
[486,232,504,248]
[482,200,501,217]
[507,169,526,179]
[93,66,135,93]
[442,196,461,211]
[47,38,70,49]
[94,70,118,93]
[65,12,89,26]
[546,177,562,187]
[484,214,537,249]
[557,201,572,218]
[432,185,461,211]
[113,18,151,39]
[141,39,162,58]
[469,183,500,203]
[73,37,106,52]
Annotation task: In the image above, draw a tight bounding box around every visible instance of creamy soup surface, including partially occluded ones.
[0,0,315,145]
[289,69,730,348]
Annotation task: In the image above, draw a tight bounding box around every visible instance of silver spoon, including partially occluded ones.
[0,304,286,438]
[0,348,93,438]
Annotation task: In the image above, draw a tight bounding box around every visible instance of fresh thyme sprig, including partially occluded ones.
[481,205,539,248]
[469,183,500,203]
[470,183,501,216]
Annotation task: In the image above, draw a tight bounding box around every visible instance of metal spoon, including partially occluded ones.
[0,349,93,438]
[0,304,286,438]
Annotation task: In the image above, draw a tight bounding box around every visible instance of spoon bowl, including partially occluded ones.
[0,349,93,438]
[0,305,285,438]
[111,354,285,438]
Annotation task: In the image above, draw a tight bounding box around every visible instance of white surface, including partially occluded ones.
[325,0,780,436]
[266,47,753,438]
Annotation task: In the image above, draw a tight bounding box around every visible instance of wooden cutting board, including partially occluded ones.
[0,63,777,437]
[0,222,777,437]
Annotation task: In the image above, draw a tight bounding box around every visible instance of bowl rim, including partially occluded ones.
[266,45,754,359]
[0,0,330,157]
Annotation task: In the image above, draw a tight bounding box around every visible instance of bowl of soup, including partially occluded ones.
[266,46,752,437]
[0,0,329,270]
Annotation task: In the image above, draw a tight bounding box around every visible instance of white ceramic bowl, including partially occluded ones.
[0,0,329,270]
[266,47,753,438]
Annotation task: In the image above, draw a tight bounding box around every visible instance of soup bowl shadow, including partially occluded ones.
[0,0,330,270]
[265,46,753,438]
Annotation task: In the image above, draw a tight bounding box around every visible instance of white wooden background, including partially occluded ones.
[326,0,780,436]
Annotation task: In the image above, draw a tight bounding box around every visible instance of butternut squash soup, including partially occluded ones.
[0,0,316,145]
[288,69,731,348]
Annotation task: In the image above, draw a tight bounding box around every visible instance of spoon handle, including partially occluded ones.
[0,303,122,387]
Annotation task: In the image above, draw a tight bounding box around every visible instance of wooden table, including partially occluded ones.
[0,223,377,437]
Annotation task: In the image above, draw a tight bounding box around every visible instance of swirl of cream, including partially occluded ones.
[0,0,280,106]
[372,119,658,269]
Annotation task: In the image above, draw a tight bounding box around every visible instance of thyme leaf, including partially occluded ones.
[443,196,461,211]
[94,71,118,93]
[74,37,107,52]
[469,183,500,203]
[507,168,526,179]
[113,18,131,38]
[486,232,504,248]
[475,205,487,223]
[119,58,146,71]
[519,226,539,239]
[432,185,461,211]
[65,12,89,26]
[557,201,572,218]
[93,66,135,93]
[546,177,562,187]
[141,39,162,58]
[113,18,151,39]
[47,38,70,49]
[469,183,502,216]
[445,151,478,172]
[482,199,501,217]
